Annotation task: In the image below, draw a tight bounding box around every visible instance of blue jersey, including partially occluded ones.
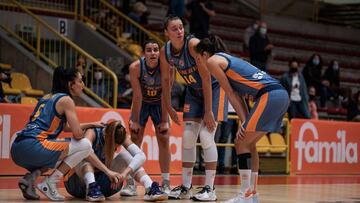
[17,93,67,140]
[165,35,217,90]
[92,127,106,163]
[139,57,162,103]
[216,52,279,97]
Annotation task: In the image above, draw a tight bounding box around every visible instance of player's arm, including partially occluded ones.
[57,96,83,140]
[129,60,142,124]
[189,38,216,132]
[120,135,146,176]
[160,46,180,125]
[207,56,248,128]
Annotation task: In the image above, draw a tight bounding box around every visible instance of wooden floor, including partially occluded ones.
[1,175,360,202]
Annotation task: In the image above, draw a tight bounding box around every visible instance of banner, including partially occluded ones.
[290,119,360,174]
[0,103,184,175]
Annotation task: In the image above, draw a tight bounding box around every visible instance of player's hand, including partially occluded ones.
[158,122,169,134]
[107,170,123,190]
[91,121,106,128]
[235,123,246,140]
[129,120,141,134]
[203,111,216,132]
[169,108,181,125]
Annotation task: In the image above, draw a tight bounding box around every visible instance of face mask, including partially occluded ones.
[290,67,298,73]
[94,71,103,80]
[259,27,267,35]
[333,64,339,70]
[312,58,319,65]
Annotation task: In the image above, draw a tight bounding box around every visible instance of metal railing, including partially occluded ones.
[0,0,118,108]
[79,0,164,49]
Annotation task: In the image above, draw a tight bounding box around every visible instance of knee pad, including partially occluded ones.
[68,138,92,155]
[199,123,218,162]
[182,121,201,163]
[64,138,92,168]
[199,122,217,149]
[182,121,201,149]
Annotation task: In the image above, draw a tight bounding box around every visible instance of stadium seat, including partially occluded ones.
[0,63,11,70]
[256,135,271,153]
[10,72,44,97]
[20,96,38,105]
[1,82,21,95]
[269,133,287,153]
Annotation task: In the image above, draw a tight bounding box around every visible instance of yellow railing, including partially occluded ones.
[79,0,165,51]
[0,0,118,108]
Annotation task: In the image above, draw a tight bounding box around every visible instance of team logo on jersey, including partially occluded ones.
[148,78,155,85]
[179,60,185,67]
[252,71,266,80]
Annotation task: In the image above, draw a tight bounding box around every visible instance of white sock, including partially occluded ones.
[161,173,170,182]
[205,170,216,188]
[49,169,63,183]
[182,167,193,189]
[251,172,258,193]
[239,169,251,192]
[84,172,96,187]
[139,175,153,189]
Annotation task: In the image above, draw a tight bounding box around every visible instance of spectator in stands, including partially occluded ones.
[0,70,10,103]
[249,21,273,71]
[186,0,216,39]
[302,54,327,107]
[308,86,318,119]
[76,54,86,78]
[91,64,108,99]
[243,20,259,51]
[280,57,311,119]
[347,91,360,122]
[168,0,185,19]
[117,64,132,108]
[322,59,348,107]
[128,1,149,25]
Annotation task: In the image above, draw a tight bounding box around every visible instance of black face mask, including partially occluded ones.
[309,95,315,100]
[290,67,298,73]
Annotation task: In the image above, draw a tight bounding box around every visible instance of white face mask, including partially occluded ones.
[94,71,103,80]
[259,27,267,35]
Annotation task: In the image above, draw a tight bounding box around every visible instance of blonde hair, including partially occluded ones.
[103,120,126,168]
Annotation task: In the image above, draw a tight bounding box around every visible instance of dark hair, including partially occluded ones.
[163,15,182,30]
[103,120,127,168]
[142,39,160,50]
[288,57,299,67]
[209,34,229,53]
[195,35,228,56]
[52,66,79,96]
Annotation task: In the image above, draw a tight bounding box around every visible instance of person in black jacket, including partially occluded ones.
[249,21,273,71]
[280,57,311,119]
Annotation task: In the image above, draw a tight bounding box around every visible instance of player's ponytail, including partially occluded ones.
[104,120,126,168]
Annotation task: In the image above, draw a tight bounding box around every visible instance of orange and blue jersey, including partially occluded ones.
[165,35,217,90]
[216,52,279,97]
[165,35,228,121]
[216,52,289,132]
[130,57,164,126]
[17,93,67,140]
[11,93,71,172]
[139,57,162,104]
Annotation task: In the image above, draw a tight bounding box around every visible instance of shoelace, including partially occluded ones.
[150,182,163,195]
[196,186,211,194]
